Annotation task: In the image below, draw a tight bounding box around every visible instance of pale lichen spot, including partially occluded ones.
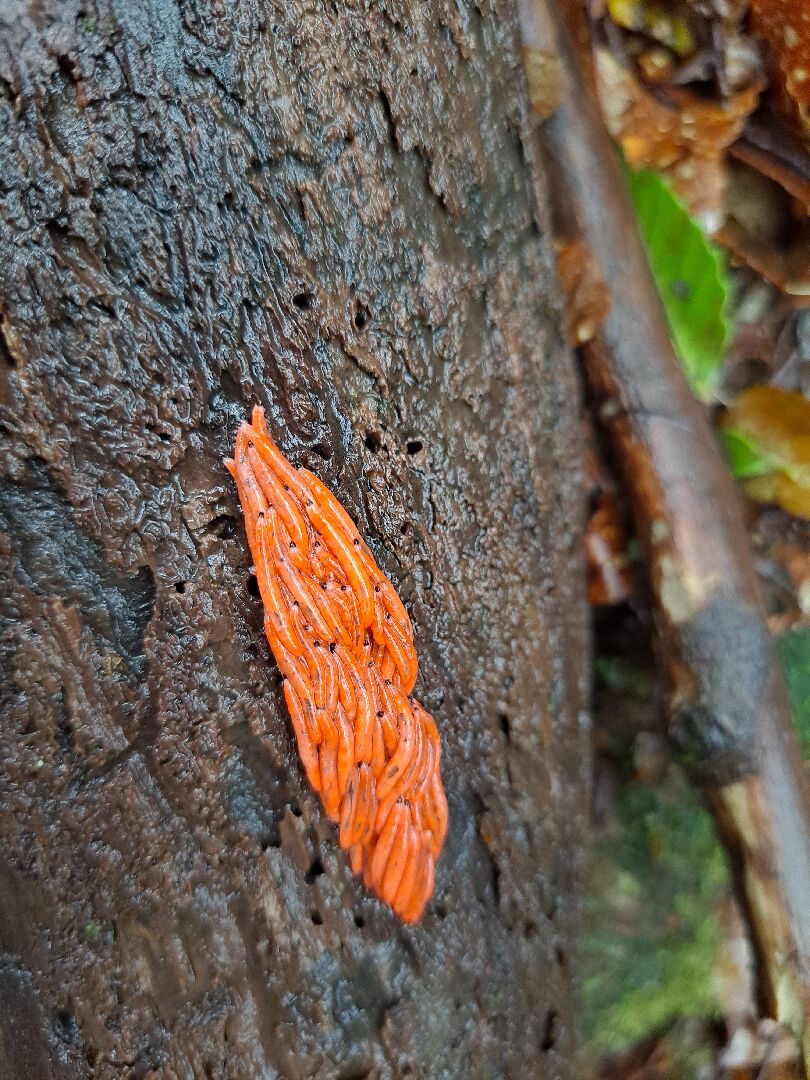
[659,555,719,624]
[651,519,671,544]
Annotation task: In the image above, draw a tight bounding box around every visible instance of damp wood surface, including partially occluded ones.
[0,2,587,1078]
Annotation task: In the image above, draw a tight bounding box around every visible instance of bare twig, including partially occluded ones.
[518,0,810,1062]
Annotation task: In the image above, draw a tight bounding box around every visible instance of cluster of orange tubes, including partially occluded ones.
[227,407,448,922]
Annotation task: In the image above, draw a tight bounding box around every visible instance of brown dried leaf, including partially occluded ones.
[724,385,810,519]
[745,472,810,521]
[750,0,810,132]
[595,47,761,230]
[773,540,810,607]
[607,0,695,55]
[731,125,810,209]
[555,237,612,345]
[716,159,810,301]
[586,493,634,606]
[717,216,810,301]
[595,1037,673,1080]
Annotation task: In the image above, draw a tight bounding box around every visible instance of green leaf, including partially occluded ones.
[718,427,779,479]
[777,628,810,758]
[626,168,731,399]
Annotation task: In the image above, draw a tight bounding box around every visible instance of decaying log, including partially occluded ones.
[519,0,810,1063]
[0,2,587,1076]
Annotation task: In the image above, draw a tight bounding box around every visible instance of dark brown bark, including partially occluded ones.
[518,0,810,1063]
[0,2,587,1078]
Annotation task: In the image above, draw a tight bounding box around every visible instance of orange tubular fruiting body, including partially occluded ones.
[227,407,447,923]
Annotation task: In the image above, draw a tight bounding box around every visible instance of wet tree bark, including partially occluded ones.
[0,2,587,1078]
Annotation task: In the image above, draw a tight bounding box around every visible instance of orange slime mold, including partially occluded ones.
[227,407,447,922]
